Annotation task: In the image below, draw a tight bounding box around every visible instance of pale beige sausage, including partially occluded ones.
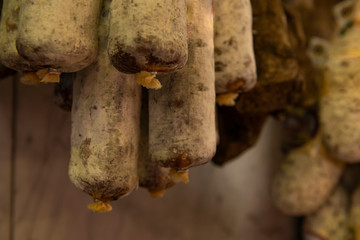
[107,0,188,74]
[271,133,344,216]
[0,0,36,72]
[320,26,360,163]
[16,0,101,73]
[138,90,174,197]
[214,0,257,94]
[303,187,349,240]
[69,2,141,209]
[148,0,216,170]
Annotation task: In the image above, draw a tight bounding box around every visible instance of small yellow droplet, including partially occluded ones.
[169,169,189,184]
[136,71,162,89]
[20,72,40,86]
[87,200,112,213]
[216,93,239,106]
[40,73,61,83]
[35,68,48,79]
[149,189,166,198]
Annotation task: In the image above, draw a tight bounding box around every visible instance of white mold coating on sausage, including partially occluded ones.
[148,0,216,170]
[303,187,349,240]
[16,0,101,72]
[0,0,36,71]
[214,0,257,94]
[107,0,188,74]
[320,26,360,163]
[69,2,141,202]
[271,134,344,216]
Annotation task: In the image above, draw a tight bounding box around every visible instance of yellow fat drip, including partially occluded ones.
[40,73,61,83]
[87,200,112,213]
[35,68,48,79]
[20,72,40,86]
[20,68,61,86]
[136,71,162,89]
[149,189,166,198]
[216,93,239,106]
[169,169,189,184]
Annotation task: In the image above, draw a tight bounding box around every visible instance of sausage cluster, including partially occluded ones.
[2,0,359,237]
[271,0,360,239]
[0,0,256,212]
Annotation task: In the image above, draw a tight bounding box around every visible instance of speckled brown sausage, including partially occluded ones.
[0,0,36,72]
[303,187,349,240]
[271,132,344,216]
[138,90,174,198]
[319,25,360,163]
[235,0,301,114]
[69,2,141,211]
[148,0,216,170]
[107,0,188,75]
[214,0,256,94]
[16,0,101,73]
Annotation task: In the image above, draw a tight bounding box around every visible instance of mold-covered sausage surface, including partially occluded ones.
[108,0,188,74]
[148,0,216,170]
[214,0,257,94]
[320,26,360,163]
[303,187,349,240]
[69,2,141,203]
[0,0,36,72]
[272,133,344,216]
[138,90,174,196]
[16,0,101,72]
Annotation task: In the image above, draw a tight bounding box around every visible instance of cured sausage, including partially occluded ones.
[214,0,256,95]
[318,19,360,163]
[107,0,188,88]
[16,0,101,73]
[272,133,344,216]
[148,0,216,170]
[69,1,141,212]
[0,0,36,72]
[304,187,349,240]
[138,90,175,198]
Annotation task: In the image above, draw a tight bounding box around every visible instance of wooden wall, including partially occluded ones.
[0,77,295,240]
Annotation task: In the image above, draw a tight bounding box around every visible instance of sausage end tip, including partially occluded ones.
[169,169,189,184]
[136,71,162,89]
[87,200,112,213]
[216,93,239,106]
